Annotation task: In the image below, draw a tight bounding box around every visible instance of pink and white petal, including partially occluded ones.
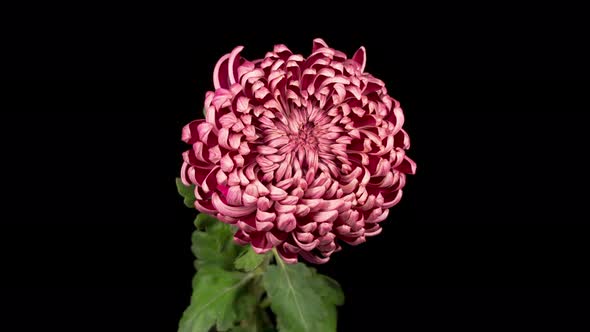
[352,46,367,72]
[312,38,329,52]
[300,251,330,264]
[181,120,204,144]
[397,155,417,175]
[277,245,299,264]
[211,193,256,218]
[213,53,231,90]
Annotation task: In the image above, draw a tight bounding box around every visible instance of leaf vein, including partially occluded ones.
[192,272,254,318]
[274,249,309,331]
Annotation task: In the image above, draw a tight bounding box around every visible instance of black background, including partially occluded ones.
[2,6,590,331]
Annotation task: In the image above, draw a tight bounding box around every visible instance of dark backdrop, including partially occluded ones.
[2,8,589,331]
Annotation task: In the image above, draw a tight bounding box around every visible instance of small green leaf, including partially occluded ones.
[263,258,344,332]
[178,266,254,332]
[234,246,266,272]
[176,177,196,208]
[191,216,245,270]
[194,213,217,230]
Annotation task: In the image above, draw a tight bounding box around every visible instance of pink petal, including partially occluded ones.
[211,193,255,218]
[293,234,319,251]
[269,184,288,201]
[352,46,367,72]
[213,53,230,90]
[226,186,242,205]
[256,209,276,223]
[312,38,329,52]
[228,46,244,86]
[251,232,272,254]
[181,120,203,144]
[318,222,333,236]
[277,245,299,264]
[313,210,339,223]
[300,251,329,264]
[220,153,234,173]
[277,213,296,232]
[295,204,310,217]
[397,155,417,174]
[256,197,273,211]
[266,231,286,246]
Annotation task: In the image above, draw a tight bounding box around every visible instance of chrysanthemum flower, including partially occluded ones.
[181,38,416,264]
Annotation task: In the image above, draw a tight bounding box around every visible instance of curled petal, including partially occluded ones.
[313,210,339,223]
[277,245,299,264]
[257,209,276,223]
[251,232,272,254]
[228,46,244,86]
[312,38,329,52]
[211,193,256,218]
[397,155,417,175]
[293,233,319,251]
[277,213,296,232]
[181,120,203,144]
[352,46,367,72]
[300,251,330,264]
[213,53,231,90]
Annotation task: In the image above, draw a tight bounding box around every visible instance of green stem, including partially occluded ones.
[271,248,283,267]
[242,251,275,330]
[255,250,274,275]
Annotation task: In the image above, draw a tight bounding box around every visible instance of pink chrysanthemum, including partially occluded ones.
[181,38,416,264]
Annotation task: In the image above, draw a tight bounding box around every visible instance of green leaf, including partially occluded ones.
[191,215,245,270]
[232,272,276,332]
[234,291,258,322]
[232,300,276,332]
[309,274,345,306]
[232,291,262,332]
[178,266,254,332]
[308,274,343,332]
[234,246,266,272]
[263,258,344,332]
[194,213,217,230]
[176,177,196,208]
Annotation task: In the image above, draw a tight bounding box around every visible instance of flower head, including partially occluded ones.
[181,39,416,264]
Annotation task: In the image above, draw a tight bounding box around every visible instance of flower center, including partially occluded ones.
[288,123,318,148]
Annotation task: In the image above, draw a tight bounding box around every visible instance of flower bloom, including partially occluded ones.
[181,39,416,263]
